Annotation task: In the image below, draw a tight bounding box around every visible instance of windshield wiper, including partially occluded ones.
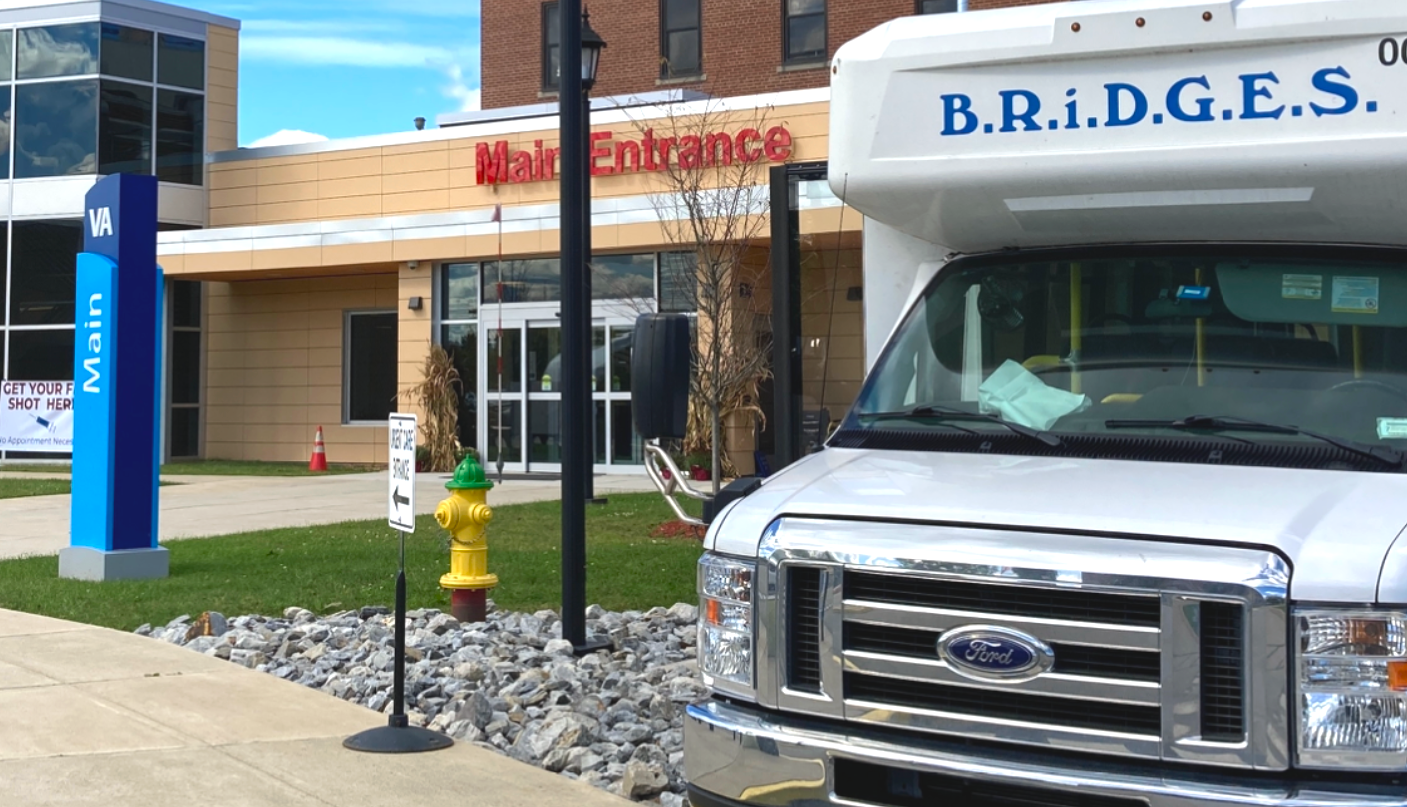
[861,404,1064,447]
[1105,415,1404,468]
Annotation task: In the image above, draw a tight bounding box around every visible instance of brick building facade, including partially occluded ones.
[480,0,1070,110]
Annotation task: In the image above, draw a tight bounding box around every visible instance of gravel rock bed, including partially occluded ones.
[139,603,703,806]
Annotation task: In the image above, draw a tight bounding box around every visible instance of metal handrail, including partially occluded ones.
[644,441,708,526]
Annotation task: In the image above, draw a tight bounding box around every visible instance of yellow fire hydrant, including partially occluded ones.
[435,454,496,623]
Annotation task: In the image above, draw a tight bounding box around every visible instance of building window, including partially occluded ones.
[592,254,655,301]
[156,89,204,185]
[478,254,659,305]
[345,311,398,423]
[483,258,562,304]
[99,80,153,175]
[440,263,480,451]
[0,30,14,82]
[0,90,12,181]
[15,81,98,178]
[918,0,962,12]
[442,262,480,321]
[660,0,702,78]
[169,281,202,458]
[9,329,74,380]
[784,0,826,64]
[11,221,81,326]
[18,23,99,79]
[101,24,154,82]
[542,2,560,92]
[157,34,205,91]
[659,252,698,313]
[9,23,204,182]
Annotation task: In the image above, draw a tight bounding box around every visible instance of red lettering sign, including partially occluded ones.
[474,126,795,186]
[475,141,509,185]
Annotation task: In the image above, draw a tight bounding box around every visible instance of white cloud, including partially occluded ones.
[247,129,329,148]
[368,0,479,18]
[205,0,479,18]
[442,63,481,112]
[242,19,392,34]
[241,36,459,68]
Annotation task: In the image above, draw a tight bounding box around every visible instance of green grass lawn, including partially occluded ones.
[0,493,704,631]
[0,460,377,476]
[0,479,175,497]
[0,478,72,499]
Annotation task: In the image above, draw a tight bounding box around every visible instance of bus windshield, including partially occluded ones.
[849,247,1407,470]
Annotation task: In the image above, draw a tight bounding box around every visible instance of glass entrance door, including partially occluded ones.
[477,315,646,475]
[525,323,565,470]
[484,322,523,473]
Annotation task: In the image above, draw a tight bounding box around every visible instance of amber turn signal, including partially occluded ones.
[706,598,722,626]
[1388,661,1407,691]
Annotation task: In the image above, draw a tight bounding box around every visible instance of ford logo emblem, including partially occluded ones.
[938,625,1054,683]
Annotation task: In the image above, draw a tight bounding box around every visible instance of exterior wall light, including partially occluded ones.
[582,11,606,91]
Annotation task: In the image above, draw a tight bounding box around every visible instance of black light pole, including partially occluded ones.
[582,12,606,505]
[560,1,608,654]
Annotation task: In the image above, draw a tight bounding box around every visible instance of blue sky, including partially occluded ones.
[186,0,481,148]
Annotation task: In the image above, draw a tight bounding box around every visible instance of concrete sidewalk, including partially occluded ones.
[0,608,629,807]
[0,472,657,560]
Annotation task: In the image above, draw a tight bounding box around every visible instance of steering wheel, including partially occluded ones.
[1326,379,1407,401]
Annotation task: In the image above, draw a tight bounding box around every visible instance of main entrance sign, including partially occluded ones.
[60,173,166,582]
[475,125,794,185]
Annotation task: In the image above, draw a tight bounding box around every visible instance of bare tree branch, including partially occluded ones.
[623,97,777,488]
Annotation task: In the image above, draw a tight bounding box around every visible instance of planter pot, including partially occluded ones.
[690,465,711,482]
[661,469,672,481]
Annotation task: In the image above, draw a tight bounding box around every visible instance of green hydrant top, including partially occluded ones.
[445,453,494,491]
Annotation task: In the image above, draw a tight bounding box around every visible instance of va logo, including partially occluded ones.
[87,207,113,238]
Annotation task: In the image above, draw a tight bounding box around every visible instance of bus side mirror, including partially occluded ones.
[632,314,691,440]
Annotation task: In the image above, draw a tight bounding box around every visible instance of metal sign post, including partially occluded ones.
[344,413,451,754]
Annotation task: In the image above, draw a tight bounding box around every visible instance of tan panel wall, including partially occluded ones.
[207,25,239,154]
[205,273,399,464]
[800,247,865,418]
[204,100,832,228]
[398,263,433,427]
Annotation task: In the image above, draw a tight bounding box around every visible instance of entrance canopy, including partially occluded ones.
[830,0,1407,253]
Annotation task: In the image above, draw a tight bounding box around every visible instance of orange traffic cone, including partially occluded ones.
[309,426,328,472]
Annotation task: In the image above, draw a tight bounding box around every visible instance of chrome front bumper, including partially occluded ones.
[684,699,1407,807]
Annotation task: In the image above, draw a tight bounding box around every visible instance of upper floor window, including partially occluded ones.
[661,0,701,78]
[158,33,205,90]
[784,0,826,64]
[5,22,205,184]
[918,0,962,12]
[542,2,560,91]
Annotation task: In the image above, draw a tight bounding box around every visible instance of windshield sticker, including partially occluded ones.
[1282,274,1323,300]
[1378,418,1407,441]
[1176,285,1210,301]
[1332,276,1381,314]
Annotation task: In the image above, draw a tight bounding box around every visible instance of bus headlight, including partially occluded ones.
[1297,609,1407,769]
[699,553,755,694]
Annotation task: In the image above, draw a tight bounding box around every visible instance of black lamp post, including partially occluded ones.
[582,11,605,504]
[560,1,609,654]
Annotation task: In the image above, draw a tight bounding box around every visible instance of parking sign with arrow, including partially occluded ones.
[388,414,416,532]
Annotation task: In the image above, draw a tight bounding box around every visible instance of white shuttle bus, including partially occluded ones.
[669,1,1407,805]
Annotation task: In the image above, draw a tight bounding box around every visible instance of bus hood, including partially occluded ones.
[708,449,1407,603]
